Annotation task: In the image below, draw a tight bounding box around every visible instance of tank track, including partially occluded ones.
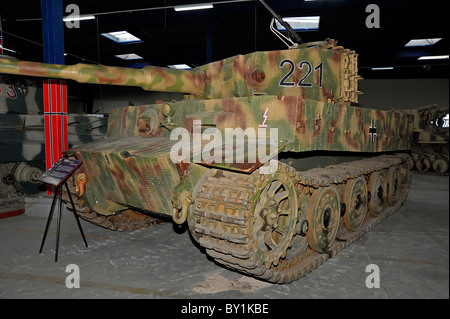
[191,153,412,283]
[61,176,163,231]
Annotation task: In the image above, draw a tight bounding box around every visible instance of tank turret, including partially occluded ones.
[0,39,361,103]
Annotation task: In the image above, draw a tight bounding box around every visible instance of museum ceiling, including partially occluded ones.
[0,0,448,79]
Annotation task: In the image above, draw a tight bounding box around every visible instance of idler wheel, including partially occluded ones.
[368,169,387,216]
[306,186,341,253]
[343,177,368,231]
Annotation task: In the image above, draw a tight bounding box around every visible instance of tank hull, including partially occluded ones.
[67,96,413,219]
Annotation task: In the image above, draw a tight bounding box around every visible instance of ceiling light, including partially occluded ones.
[174,3,214,12]
[418,55,449,60]
[115,53,143,60]
[101,31,142,44]
[168,64,191,69]
[275,16,320,31]
[371,67,394,70]
[62,15,95,22]
[405,38,442,47]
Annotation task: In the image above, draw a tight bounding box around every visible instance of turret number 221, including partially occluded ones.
[279,59,323,88]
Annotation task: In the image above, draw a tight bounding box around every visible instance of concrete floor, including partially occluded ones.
[0,173,448,299]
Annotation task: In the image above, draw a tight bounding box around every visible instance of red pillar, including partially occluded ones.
[43,80,68,194]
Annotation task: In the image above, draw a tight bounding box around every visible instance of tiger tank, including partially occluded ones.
[400,105,448,175]
[0,35,414,282]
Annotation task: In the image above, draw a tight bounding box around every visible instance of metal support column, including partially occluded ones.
[41,0,65,64]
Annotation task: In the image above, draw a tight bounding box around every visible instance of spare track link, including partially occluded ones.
[61,174,163,231]
[193,153,412,283]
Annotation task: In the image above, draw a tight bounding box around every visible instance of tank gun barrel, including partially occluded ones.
[0,58,205,95]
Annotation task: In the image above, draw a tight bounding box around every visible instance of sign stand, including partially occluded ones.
[38,158,88,262]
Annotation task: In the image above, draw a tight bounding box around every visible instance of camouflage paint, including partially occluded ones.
[0,113,107,163]
[69,138,209,216]
[67,93,412,217]
[0,67,110,195]
[106,96,412,154]
[0,73,43,114]
[0,58,205,97]
[0,39,413,218]
[0,40,360,103]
